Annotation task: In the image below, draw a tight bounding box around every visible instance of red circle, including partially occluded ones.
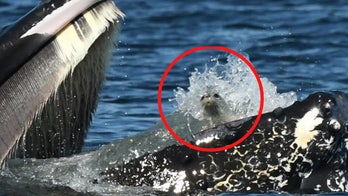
[157,46,264,152]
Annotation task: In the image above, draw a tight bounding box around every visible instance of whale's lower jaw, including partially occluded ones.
[0,0,123,167]
[101,92,348,194]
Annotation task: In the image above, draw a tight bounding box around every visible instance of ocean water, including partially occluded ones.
[1,0,348,195]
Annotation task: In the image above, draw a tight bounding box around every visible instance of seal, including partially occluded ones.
[200,90,233,126]
[101,92,348,194]
[0,0,124,168]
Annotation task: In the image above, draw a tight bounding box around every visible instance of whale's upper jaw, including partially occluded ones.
[0,0,125,85]
[0,0,124,168]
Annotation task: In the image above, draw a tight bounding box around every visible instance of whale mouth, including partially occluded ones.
[0,0,124,168]
[0,0,124,85]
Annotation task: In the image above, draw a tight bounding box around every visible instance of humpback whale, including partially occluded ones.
[0,0,124,168]
[101,92,348,194]
[1,1,348,195]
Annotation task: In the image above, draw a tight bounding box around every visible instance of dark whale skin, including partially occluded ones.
[101,92,348,194]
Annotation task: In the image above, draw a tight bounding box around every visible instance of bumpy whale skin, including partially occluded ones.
[101,92,348,194]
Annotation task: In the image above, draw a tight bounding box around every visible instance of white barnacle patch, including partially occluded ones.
[200,169,206,175]
[335,170,346,191]
[276,152,282,157]
[153,169,189,193]
[327,169,346,191]
[329,119,341,131]
[317,136,334,149]
[293,108,323,149]
[314,184,322,191]
[269,175,288,189]
[139,158,153,168]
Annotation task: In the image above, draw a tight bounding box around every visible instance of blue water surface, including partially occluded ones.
[86,0,348,150]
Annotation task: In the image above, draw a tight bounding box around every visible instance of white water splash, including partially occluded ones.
[173,54,297,121]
